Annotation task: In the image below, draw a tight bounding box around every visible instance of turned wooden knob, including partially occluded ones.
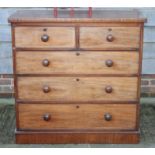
[105,59,113,67]
[106,34,114,42]
[43,113,51,121]
[76,52,80,56]
[104,113,112,121]
[42,85,50,93]
[105,86,113,93]
[42,59,50,67]
[41,34,49,42]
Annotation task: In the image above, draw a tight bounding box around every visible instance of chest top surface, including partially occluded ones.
[8,9,146,23]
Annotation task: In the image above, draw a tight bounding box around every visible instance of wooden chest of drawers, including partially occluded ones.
[9,10,146,144]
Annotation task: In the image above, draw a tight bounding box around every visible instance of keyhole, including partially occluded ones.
[76,78,80,81]
[76,105,80,109]
[43,28,47,31]
[108,28,112,32]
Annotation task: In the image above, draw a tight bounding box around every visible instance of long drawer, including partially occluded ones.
[17,77,138,101]
[14,27,75,48]
[18,103,137,130]
[16,51,139,75]
[80,27,140,50]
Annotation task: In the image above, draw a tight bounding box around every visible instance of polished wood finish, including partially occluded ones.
[15,130,140,144]
[9,9,146,144]
[17,77,138,101]
[80,27,140,50]
[16,51,139,74]
[18,103,137,130]
[15,27,75,48]
[8,10,146,23]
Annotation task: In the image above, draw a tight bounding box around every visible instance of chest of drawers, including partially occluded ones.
[9,9,146,144]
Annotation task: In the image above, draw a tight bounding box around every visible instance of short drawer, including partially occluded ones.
[80,27,140,50]
[14,27,75,48]
[18,103,137,130]
[17,77,138,101]
[16,51,139,75]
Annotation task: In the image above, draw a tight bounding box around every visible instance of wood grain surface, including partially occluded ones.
[15,130,140,144]
[18,103,137,130]
[80,27,140,50]
[9,9,146,144]
[16,51,139,75]
[17,77,138,101]
[15,27,75,48]
[8,10,146,23]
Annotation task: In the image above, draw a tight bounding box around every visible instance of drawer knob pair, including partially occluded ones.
[42,85,112,93]
[41,34,49,42]
[43,59,113,68]
[43,113,51,121]
[42,113,112,122]
[43,85,51,93]
[106,34,114,42]
[104,113,112,121]
[42,59,50,67]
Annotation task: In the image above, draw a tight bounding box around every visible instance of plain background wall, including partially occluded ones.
[0,7,155,74]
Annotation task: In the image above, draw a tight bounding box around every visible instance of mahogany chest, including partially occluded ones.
[8,9,146,144]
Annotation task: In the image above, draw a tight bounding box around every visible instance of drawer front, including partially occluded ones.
[80,27,140,50]
[18,104,137,130]
[17,77,138,101]
[16,51,139,75]
[15,27,75,48]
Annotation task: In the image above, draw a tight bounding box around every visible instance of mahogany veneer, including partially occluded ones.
[8,9,146,144]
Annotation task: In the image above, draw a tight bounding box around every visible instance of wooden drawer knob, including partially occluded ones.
[43,113,51,121]
[105,86,113,93]
[104,113,112,121]
[41,34,49,42]
[42,59,50,67]
[42,85,50,93]
[105,59,113,67]
[106,34,114,42]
